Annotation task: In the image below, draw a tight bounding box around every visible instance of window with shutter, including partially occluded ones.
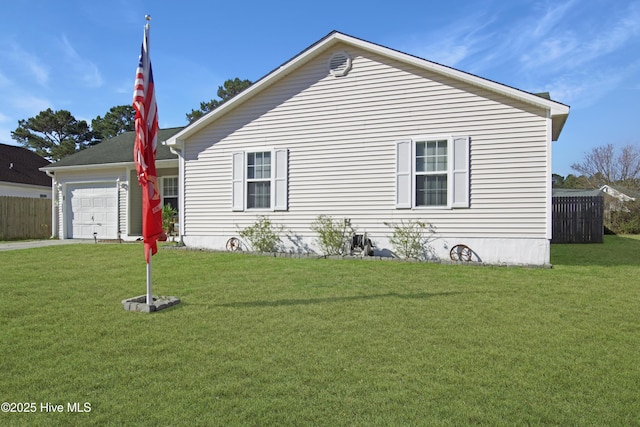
[396,136,470,209]
[231,149,289,212]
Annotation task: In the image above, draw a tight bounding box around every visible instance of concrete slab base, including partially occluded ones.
[122,295,181,313]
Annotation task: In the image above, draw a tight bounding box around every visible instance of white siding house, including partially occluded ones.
[165,32,570,266]
[41,128,181,240]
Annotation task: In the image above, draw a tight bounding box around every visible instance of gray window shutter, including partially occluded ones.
[396,140,412,208]
[273,148,288,211]
[232,151,244,211]
[452,136,470,208]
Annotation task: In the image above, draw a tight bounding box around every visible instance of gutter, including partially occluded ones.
[40,158,178,173]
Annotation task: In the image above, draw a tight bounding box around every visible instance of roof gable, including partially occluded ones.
[0,143,51,187]
[166,31,570,146]
[43,127,183,170]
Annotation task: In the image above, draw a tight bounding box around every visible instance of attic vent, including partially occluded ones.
[329,51,352,77]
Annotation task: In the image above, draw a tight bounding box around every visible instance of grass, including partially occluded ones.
[1,236,639,426]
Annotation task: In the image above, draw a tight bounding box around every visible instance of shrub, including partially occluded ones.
[239,216,283,252]
[162,205,178,234]
[384,219,436,259]
[609,200,640,234]
[311,215,351,256]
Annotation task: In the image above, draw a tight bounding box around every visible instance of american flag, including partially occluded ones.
[133,22,163,263]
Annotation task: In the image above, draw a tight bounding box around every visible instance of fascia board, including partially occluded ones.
[335,32,570,117]
[40,159,178,173]
[165,31,570,146]
[165,33,344,146]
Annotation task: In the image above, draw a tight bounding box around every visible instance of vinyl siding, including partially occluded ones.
[181,43,550,244]
[52,166,178,239]
[52,168,127,238]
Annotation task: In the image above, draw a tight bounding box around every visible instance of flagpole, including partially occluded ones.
[133,14,161,307]
[147,246,153,304]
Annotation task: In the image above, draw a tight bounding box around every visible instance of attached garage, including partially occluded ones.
[40,127,182,241]
[66,182,118,239]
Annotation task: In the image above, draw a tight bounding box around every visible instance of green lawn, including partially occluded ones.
[1,236,639,426]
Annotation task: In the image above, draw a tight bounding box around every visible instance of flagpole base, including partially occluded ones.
[122,295,181,313]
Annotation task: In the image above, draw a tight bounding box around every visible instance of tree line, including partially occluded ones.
[553,144,640,192]
[11,78,252,162]
[554,144,640,235]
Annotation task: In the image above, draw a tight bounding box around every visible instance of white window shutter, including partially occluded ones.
[452,136,470,208]
[232,151,245,211]
[396,140,412,208]
[273,148,288,211]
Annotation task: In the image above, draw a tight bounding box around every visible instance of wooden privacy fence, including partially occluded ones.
[0,196,51,240]
[552,196,604,243]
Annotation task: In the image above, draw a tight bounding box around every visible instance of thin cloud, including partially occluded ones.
[529,0,578,39]
[399,12,498,68]
[521,1,640,73]
[10,94,52,113]
[0,39,50,86]
[59,35,104,88]
[543,59,640,107]
[398,0,639,110]
[0,71,10,87]
[0,126,14,145]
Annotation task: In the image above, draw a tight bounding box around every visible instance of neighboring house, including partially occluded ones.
[0,143,51,198]
[600,184,638,204]
[599,184,639,224]
[40,128,182,240]
[164,31,570,266]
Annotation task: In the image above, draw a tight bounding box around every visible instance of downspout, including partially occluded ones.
[169,139,185,246]
[44,170,58,239]
[546,110,553,243]
[116,177,121,242]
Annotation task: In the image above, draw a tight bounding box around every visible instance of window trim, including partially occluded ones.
[414,138,449,207]
[246,151,272,209]
[161,175,179,211]
[232,148,288,212]
[396,135,469,210]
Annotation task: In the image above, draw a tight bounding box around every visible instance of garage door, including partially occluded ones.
[67,183,118,239]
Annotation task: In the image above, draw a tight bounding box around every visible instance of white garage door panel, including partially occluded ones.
[67,183,118,239]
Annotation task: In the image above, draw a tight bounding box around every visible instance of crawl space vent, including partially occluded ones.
[329,51,352,77]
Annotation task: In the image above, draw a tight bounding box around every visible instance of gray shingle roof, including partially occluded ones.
[44,127,183,169]
[0,143,51,187]
[552,188,603,197]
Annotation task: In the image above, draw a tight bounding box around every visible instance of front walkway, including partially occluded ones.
[0,239,93,251]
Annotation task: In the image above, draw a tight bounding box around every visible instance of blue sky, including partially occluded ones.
[1,0,638,176]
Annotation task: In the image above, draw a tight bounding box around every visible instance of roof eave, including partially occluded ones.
[165,31,571,145]
[165,32,346,146]
[551,113,569,142]
[40,158,178,173]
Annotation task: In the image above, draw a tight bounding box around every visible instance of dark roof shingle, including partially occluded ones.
[0,143,51,187]
[44,127,183,169]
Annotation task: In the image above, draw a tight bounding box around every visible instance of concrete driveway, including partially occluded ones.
[0,239,93,251]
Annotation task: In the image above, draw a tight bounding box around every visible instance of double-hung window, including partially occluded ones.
[232,149,288,211]
[162,176,179,211]
[396,136,469,209]
[247,152,271,209]
[416,139,448,206]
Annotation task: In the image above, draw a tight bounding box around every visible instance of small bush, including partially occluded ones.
[311,215,351,256]
[384,219,436,259]
[239,216,283,252]
[162,205,178,234]
[609,200,640,234]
